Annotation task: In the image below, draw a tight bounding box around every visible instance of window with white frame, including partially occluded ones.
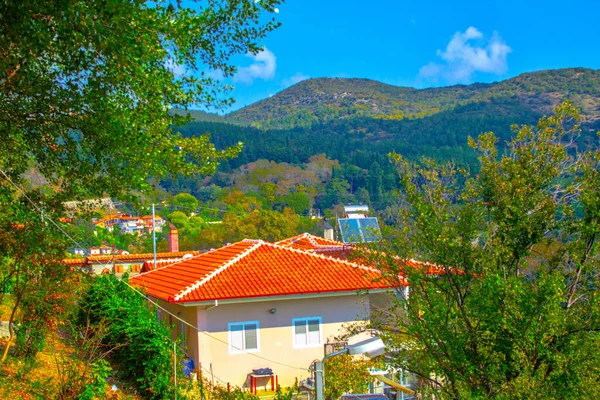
[293,317,322,348]
[228,321,259,353]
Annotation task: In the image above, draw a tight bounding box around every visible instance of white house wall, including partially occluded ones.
[195,294,372,388]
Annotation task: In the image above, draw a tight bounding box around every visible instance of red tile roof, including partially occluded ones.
[130,239,402,304]
[141,215,163,220]
[275,233,355,259]
[63,258,86,267]
[86,251,201,263]
[278,233,445,275]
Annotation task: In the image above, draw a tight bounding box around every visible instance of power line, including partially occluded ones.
[0,171,309,372]
[0,170,85,249]
[122,280,308,372]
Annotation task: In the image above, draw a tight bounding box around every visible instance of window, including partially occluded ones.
[178,320,187,351]
[228,321,259,354]
[293,317,322,348]
[178,320,187,341]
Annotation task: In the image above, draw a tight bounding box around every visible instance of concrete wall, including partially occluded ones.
[89,261,143,276]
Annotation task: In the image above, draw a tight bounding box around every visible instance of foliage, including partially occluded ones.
[174,192,200,215]
[0,196,77,361]
[79,358,113,400]
[0,0,280,362]
[1,0,281,199]
[324,354,378,400]
[77,274,180,399]
[379,101,600,398]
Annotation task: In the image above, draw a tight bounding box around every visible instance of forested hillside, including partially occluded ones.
[164,68,600,219]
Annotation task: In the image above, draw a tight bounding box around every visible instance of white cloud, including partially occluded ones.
[418,27,512,84]
[233,47,277,84]
[282,72,310,87]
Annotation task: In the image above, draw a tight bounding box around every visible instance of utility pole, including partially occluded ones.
[174,341,177,400]
[152,203,157,269]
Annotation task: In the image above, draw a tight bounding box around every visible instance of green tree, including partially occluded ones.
[259,182,278,208]
[380,101,600,398]
[324,355,377,400]
[173,192,200,216]
[0,0,280,360]
[168,211,190,231]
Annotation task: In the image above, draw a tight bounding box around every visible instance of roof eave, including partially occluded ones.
[176,288,393,307]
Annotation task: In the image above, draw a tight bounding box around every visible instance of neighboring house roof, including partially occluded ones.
[63,258,86,267]
[275,232,346,250]
[275,232,354,259]
[61,251,202,272]
[130,239,402,304]
[86,251,201,264]
[141,215,164,220]
[276,233,444,274]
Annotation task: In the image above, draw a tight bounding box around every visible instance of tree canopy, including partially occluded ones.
[0,0,280,361]
[377,101,600,399]
[0,0,280,198]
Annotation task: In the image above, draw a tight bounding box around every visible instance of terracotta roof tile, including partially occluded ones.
[130,239,402,303]
[62,258,86,266]
[87,251,201,263]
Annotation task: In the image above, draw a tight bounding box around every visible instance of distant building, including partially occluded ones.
[62,249,202,276]
[92,213,164,235]
[69,246,86,256]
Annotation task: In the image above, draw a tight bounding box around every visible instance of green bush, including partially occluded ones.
[77,274,181,399]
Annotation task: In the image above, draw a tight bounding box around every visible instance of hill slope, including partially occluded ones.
[226,68,600,129]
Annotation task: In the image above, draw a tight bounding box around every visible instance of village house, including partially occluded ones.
[92,213,165,235]
[64,222,187,275]
[129,234,404,390]
[86,250,201,275]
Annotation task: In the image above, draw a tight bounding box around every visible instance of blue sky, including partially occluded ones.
[214,0,600,112]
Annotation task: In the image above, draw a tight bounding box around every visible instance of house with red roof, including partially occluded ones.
[130,236,405,389]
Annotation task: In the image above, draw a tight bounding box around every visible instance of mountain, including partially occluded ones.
[226,68,600,129]
[167,68,600,213]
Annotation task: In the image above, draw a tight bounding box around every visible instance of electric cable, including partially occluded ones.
[0,170,310,372]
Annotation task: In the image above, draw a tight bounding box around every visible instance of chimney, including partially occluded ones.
[169,223,179,253]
